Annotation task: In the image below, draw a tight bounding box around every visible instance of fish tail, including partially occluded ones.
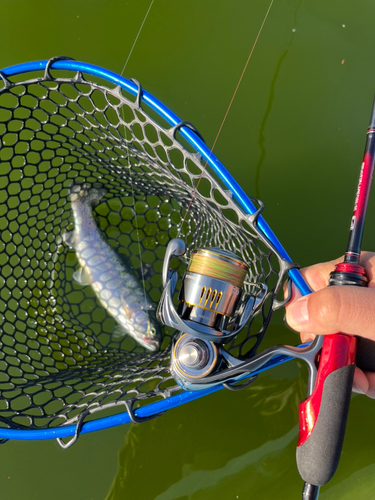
[69,182,107,206]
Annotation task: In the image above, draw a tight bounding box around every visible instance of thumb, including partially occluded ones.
[285,286,375,340]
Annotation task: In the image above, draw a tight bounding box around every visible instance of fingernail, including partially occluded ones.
[302,333,316,343]
[352,381,365,395]
[286,295,310,327]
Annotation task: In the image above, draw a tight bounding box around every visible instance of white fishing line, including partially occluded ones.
[120,0,156,307]
[120,0,155,76]
[178,0,275,236]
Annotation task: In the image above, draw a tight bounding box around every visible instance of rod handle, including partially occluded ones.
[356,337,375,372]
[296,335,356,486]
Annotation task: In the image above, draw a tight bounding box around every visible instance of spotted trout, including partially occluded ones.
[63,183,163,351]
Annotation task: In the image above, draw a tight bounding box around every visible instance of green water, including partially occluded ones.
[1,0,375,498]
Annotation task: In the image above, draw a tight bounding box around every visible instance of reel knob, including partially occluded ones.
[171,334,219,383]
[179,342,207,368]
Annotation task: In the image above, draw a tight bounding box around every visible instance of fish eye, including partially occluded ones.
[150,326,156,336]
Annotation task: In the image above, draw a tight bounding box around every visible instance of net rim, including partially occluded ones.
[0,349,300,441]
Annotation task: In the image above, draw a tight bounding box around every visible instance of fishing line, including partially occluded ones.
[123,134,149,308]
[120,0,156,307]
[178,0,274,235]
[120,0,155,76]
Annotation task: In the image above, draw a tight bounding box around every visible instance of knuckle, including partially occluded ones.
[313,287,342,328]
[302,262,334,292]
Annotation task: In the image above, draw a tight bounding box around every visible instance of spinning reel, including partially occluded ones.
[158,238,273,390]
[158,238,324,393]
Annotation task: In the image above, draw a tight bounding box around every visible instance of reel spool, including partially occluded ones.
[179,246,249,330]
[157,239,267,390]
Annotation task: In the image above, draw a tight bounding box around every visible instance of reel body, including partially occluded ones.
[158,238,268,390]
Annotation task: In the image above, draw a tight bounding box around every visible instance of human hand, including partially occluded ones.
[285,252,375,398]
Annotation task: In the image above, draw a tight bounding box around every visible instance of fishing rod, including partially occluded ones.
[298,97,375,499]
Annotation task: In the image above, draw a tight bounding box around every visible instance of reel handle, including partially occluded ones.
[296,334,356,486]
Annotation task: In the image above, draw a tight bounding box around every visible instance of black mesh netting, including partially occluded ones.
[0,62,291,436]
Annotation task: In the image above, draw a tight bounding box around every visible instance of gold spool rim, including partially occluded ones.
[191,248,249,270]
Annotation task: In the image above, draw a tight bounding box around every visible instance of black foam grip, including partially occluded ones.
[356,337,375,372]
[296,364,355,486]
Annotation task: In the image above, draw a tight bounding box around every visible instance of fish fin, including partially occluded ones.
[73,267,92,286]
[112,325,128,341]
[121,295,154,315]
[121,295,134,319]
[63,230,78,249]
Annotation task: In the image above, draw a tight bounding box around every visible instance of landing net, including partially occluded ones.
[0,59,294,442]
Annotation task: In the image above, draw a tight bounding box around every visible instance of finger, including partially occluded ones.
[300,332,316,343]
[298,257,343,292]
[291,252,375,295]
[353,367,369,395]
[360,252,375,286]
[286,258,342,307]
[363,371,375,399]
[285,286,375,340]
[353,368,375,399]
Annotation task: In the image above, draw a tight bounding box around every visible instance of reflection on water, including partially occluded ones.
[320,464,375,500]
[153,425,298,500]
